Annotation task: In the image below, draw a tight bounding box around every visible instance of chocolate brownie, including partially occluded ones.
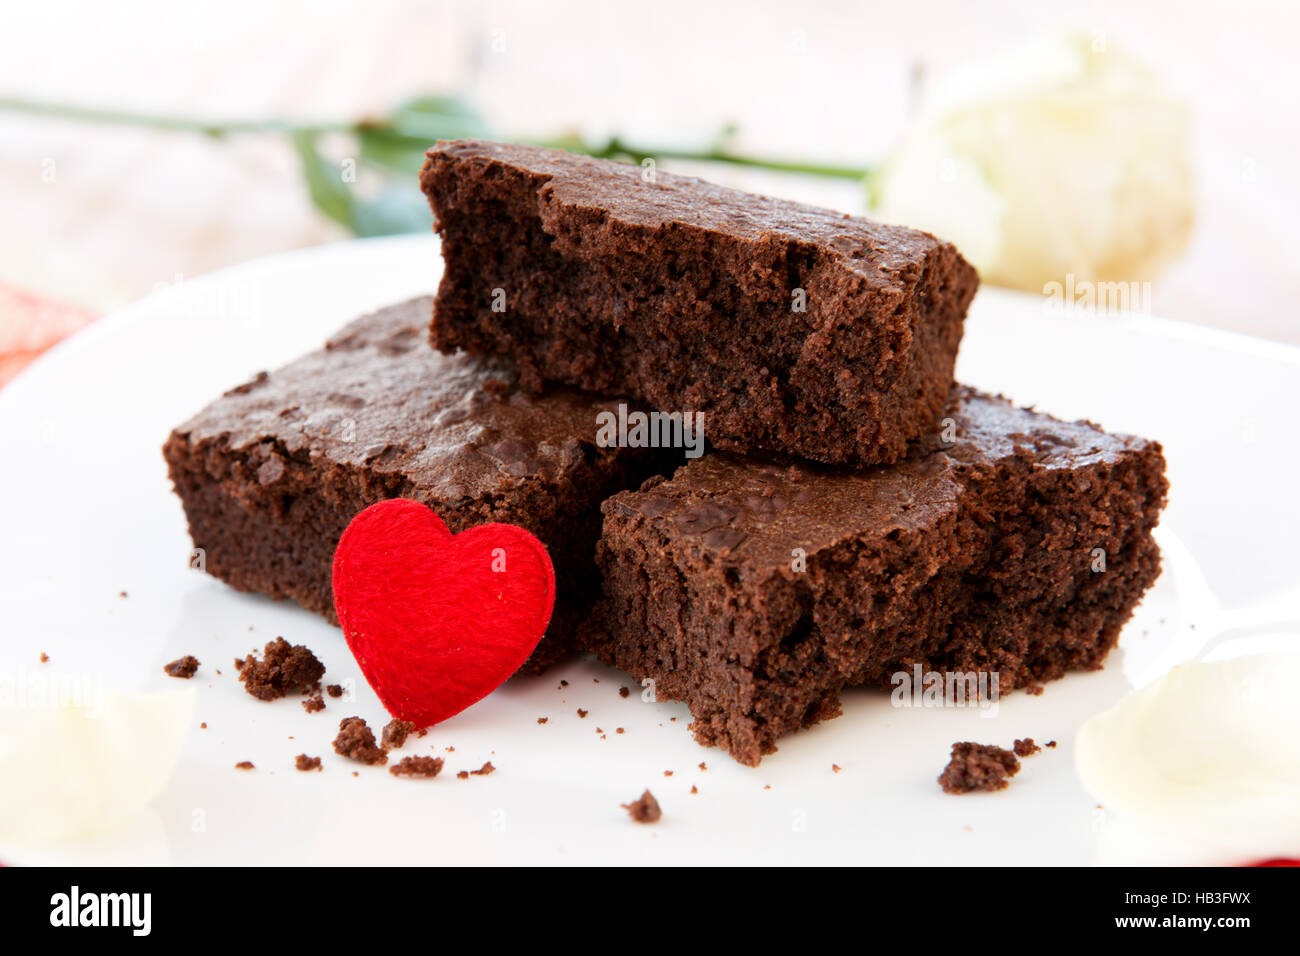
[420,140,978,466]
[582,388,1168,765]
[939,742,1021,794]
[333,716,388,765]
[236,637,324,701]
[381,719,415,750]
[163,297,671,671]
[621,789,662,823]
[163,655,200,679]
[390,755,444,778]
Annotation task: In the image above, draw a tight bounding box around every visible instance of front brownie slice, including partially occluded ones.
[420,140,978,466]
[163,296,669,672]
[584,388,1168,764]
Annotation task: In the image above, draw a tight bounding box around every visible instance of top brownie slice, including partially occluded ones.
[163,296,670,671]
[421,140,978,466]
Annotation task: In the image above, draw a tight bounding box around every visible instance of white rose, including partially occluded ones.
[0,687,194,844]
[869,32,1194,293]
[1076,654,1300,861]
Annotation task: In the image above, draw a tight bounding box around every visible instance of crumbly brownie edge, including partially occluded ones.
[583,439,1167,765]
[585,485,972,765]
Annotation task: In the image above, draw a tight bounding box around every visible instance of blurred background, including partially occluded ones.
[1,0,1296,384]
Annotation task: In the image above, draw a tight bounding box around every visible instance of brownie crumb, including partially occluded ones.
[38,652,49,663]
[163,655,200,679]
[619,686,630,698]
[381,719,416,750]
[390,756,444,778]
[663,770,673,777]
[163,655,199,679]
[295,754,322,772]
[200,722,207,729]
[471,761,495,776]
[615,727,624,734]
[576,708,588,718]
[480,377,512,398]
[621,789,662,824]
[235,761,255,770]
[939,742,1021,794]
[301,693,326,713]
[832,764,842,773]
[119,590,128,598]
[1013,738,1041,757]
[333,716,388,765]
[537,717,548,724]
[1025,683,1045,697]
[456,770,469,779]
[237,637,325,701]
[326,684,344,698]
[690,785,699,795]
[1046,740,1058,748]
[698,762,707,771]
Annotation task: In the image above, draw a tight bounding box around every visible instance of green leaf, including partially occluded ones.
[354,94,488,179]
[385,94,488,142]
[391,95,483,127]
[357,129,433,175]
[349,183,432,237]
[290,130,355,228]
[292,127,431,236]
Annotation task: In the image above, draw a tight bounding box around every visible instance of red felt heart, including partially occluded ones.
[332,499,555,727]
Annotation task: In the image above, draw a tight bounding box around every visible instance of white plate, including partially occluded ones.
[2,235,1297,866]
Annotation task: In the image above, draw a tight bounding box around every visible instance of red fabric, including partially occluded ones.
[1248,858,1300,866]
[0,283,97,387]
[332,499,555,727]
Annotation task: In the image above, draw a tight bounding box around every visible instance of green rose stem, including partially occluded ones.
[539,132,870,180]
[0,96,870,234]
[0,97,352,137]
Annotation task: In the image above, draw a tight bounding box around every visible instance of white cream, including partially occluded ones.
[1076,654,1300,861]
[0,687,195,844]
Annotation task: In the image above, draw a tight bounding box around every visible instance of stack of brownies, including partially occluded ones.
[165,140,1167,766]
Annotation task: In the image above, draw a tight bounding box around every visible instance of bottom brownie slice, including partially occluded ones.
[582,387,1168,764]
[163,296,670,672]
